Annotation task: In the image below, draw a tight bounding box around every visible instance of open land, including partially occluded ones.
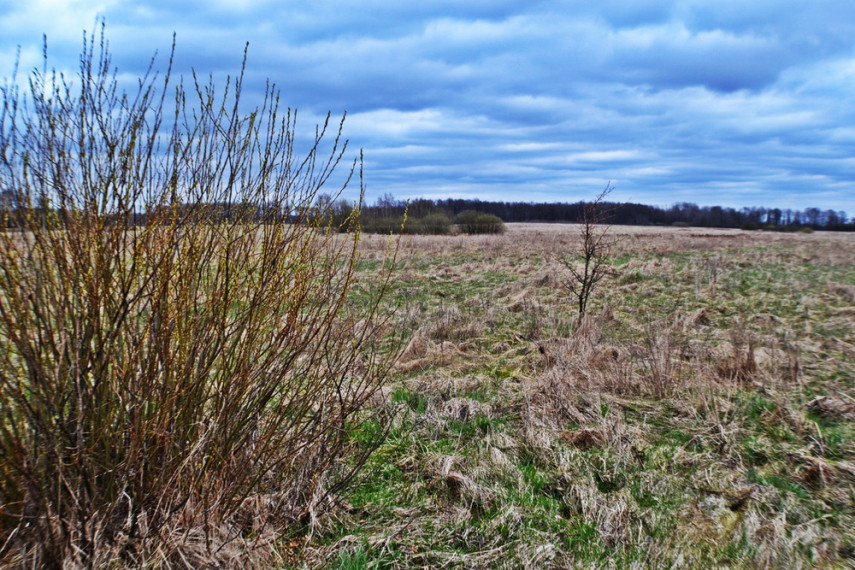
[302,224,855,568]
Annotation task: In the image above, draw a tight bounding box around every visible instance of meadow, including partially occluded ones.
[300,223,855,568]
[4,30,852,568]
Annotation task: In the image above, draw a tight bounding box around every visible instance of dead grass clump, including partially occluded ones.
[427,456,496,514]
[110,510,288,569]
[535,313,645,396]
[507,290,541,313]
[827,282,855,303]
[439,398,493,422]
[487,446,514,470]
[714,334,757,383]
[627,257,675,277]
[527,264,564,290]
[635,320,689,397]
[695,493,745,536]
[526,372,588,430]
[398,328,431,363]
[835,461,855,482]
[833,306,855,317]
[793,454,836,489]
[427,304,464,341]
[590,343,628,368]
[432,340,464,357]
[451,320,485,342]
[689,307,711,326]
[741,494,839,569]
[396,338,469,372]
[561,428,607,450]
[535,338,565,368]
[806,396,855,421]
[402,373,452,401]
[396,358,431,374]
[526,357,631,435]
[567,479,638,548]
[573,313,607,347]
[750,313,782,327]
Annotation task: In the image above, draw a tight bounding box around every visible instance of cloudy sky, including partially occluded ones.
[2,1,855,212]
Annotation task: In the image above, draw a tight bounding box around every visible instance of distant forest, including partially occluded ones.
[363,193,854,231]
[2,188,852,231]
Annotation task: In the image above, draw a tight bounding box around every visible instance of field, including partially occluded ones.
[300,224,855,568]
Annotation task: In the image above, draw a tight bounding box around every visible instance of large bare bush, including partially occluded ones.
[0,29,396,567]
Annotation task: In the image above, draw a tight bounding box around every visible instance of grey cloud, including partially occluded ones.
[1,0,854,212]
[604,26,788,91]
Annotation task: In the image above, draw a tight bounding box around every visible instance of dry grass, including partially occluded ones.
[298,224,855,569]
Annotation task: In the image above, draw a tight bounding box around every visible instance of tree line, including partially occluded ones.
[364,193,853,231]
[3,188,851,231]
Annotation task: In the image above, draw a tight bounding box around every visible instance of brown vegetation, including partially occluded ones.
[307,223,855,568]
[0,30,397,567]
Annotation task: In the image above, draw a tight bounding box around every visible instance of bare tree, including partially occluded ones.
[562,184,616,318]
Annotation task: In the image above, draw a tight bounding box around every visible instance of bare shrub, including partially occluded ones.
[561,185,616,317]
[0,29,396,566]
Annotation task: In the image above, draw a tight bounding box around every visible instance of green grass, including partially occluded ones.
[391,388,429,414]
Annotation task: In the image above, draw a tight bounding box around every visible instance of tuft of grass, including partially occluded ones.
[391,388,429,414]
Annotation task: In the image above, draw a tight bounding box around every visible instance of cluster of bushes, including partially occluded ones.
[360,210,505,235]
[362,212,453,235]
[740,221,814,233]
[454,210,506,234]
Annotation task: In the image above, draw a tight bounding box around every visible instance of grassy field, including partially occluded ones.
[295,223,855,568]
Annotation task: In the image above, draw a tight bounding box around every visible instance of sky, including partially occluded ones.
[2,1,855,213]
